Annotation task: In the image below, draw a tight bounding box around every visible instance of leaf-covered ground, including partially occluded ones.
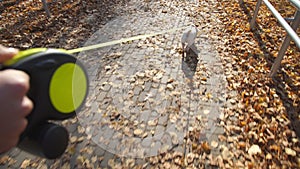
[0,0,129,49]
[212,0,300,168]
[0,0,300,168]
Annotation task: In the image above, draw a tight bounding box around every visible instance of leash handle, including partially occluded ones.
[1,49,89,159]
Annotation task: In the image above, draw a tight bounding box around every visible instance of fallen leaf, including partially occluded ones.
[0,155,9,165]
[238,141,246,149]
[134,129,143,136]
[203,109,210,115]
[211,140,219,148]
[248,144,261,156]
[21,159,31,169]
[285,147,296,156]
[201,141,211,153]
[266,153,272,160]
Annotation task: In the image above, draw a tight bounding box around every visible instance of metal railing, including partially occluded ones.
[250,0,300,77]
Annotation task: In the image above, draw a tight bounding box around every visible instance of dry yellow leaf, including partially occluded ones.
[248,144,261,156]
[201,141,211,153]
[285,147,296,156]
[20,159,31,169]
[266,153,272,160]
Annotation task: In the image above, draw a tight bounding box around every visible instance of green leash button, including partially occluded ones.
[50,63,87,114]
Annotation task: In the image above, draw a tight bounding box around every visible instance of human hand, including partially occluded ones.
[0,45,33,153]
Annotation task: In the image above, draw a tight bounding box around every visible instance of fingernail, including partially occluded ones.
[7,48,19,54]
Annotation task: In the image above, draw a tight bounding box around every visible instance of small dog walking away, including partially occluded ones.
[181,24,198,58]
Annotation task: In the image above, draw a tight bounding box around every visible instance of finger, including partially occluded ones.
[0,109,26,152]
[0,69,30,98]
[0,45,18,63]
[5,118,28,138]
[20,96,33,117]
[16,118,28,135]
[0,137,19,153]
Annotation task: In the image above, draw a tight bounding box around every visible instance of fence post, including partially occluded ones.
[42,0,51,17]
[250,0,263,29]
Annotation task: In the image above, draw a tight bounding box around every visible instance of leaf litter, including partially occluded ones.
[0,0,299,168]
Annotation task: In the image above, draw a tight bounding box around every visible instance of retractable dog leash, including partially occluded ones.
[0,26,187,159]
